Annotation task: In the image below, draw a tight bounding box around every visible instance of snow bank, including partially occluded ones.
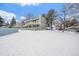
[0,28,18,36]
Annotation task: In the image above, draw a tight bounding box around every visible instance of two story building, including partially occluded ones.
[23,16,46,30]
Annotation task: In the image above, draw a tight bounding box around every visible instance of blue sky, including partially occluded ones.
[0,3,63,20]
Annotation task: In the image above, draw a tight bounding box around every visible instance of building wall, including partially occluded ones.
[24,16,46,30]
[39,16,46,30]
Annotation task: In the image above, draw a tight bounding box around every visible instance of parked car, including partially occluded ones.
[75,28,79,32]
[74,25,79,32]
[46,27,51,30]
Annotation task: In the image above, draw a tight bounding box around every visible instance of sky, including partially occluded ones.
[0,3,63,22]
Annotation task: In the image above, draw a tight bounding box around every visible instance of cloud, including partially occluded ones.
[21,16,26,20]
[18,3,40,7]
[0,10,16,23]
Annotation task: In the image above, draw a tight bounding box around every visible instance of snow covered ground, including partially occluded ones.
[0,30,79,56]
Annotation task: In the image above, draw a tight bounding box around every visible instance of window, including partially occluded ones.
[37,25,39,27]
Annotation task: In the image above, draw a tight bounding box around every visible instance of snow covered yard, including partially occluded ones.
[0,30,79,56]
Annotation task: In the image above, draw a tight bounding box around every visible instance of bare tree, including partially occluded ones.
[61,4,71,32]
[66,3,79,15]
[61,3,79,32]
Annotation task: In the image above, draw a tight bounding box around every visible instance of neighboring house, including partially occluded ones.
[74,24,79,32]
[54,13,79,31]
[64,22,79,32]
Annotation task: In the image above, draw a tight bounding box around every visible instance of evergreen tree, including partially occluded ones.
[46,9,56,29]
[0,16,4,27]
[41,9,56,30]
[9,17,16,28]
